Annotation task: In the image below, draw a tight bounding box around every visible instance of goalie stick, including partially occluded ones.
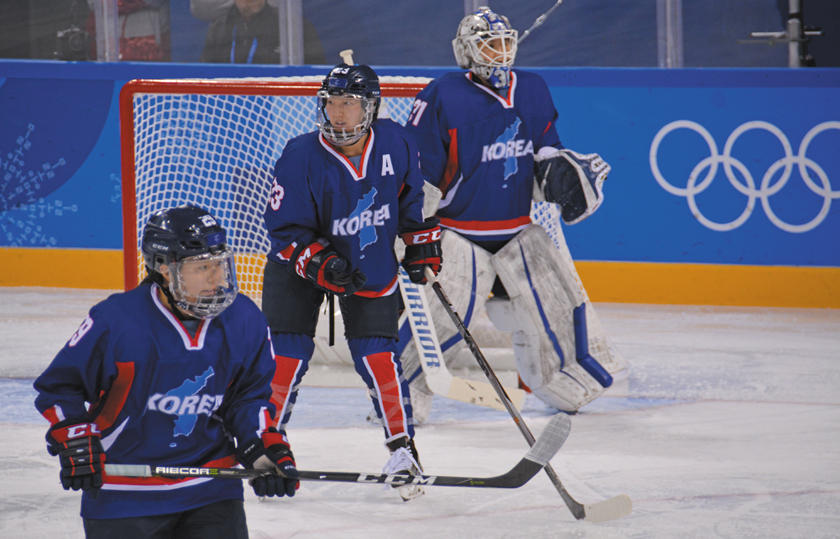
[424,268,632,522]
[105,413,569,489]
[518,0,563,44]
[398,268,526,411]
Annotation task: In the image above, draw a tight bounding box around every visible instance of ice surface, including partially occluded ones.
[1,288,838,538]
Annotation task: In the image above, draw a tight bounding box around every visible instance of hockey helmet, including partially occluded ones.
[316,64,381,146]
[453,6,518,89]
[141,204,238,319]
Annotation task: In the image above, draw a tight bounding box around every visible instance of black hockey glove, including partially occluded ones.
[400,218,443,284]
[291,239,367,297]
[237,427,299,497]
[46,419,104,499]
[534,149,609,225]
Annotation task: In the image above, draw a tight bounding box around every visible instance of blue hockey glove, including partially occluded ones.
[237,428,299,497]
[46,419,104,499]
[291,239,367,296]
[400,218,443,284]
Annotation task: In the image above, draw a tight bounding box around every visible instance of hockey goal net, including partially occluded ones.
[119,76,430,305]
[118,76,587,371]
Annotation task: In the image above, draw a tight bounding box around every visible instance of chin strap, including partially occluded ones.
[144,268,196,322]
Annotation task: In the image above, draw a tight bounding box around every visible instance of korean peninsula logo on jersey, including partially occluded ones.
[146,367,223,437]
[331,187,390,250]
[481,117,534,180]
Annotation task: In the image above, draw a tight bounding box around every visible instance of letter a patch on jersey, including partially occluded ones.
[382,154,395,176]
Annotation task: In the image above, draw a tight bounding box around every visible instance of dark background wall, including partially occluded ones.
[1,0,838,67]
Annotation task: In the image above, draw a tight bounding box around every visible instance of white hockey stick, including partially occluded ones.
[398,268,525,411]
[518,0,564,44]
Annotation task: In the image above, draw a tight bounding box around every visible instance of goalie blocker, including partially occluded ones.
[533,148,610,225]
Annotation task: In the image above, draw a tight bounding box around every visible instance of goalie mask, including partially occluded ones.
[453,6,518,89]
[142,205,238,319]
[316,64,381,146]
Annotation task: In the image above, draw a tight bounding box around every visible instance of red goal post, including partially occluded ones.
[119,76,430,304]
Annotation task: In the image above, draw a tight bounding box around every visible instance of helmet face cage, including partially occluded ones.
[141,205,239,319]
[317,92,377,146]
[167,250,238,320]
[453,7,518,89]
[316,64,381,146]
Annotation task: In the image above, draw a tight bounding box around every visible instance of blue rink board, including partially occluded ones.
[0,61,838,267]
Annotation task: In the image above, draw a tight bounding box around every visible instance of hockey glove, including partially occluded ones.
[46,419,104,499]
[291,239,367,296]
[534,149,609,225]
[237,427,299,497]
[400,218,443,284]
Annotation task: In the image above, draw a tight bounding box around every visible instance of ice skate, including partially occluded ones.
[384,437,424,501]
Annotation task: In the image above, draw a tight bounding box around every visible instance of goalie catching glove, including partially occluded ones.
[291,238,367,296]
[534,148,610,225]
[400,217,443,284]
[237,427,299,497]
[46,419,104,498]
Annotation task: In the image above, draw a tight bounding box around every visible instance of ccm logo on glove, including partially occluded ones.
[294,241,326,279]
[403,228,441,245]
[51,422,100,442]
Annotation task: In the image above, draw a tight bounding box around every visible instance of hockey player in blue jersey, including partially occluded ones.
[34,205,298,539]
[401,7,627,414]
[262,64,442,501]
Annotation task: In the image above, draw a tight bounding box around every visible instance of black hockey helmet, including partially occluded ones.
[141,204,238,319]
[142,205,228,269]
[316,64,381,146]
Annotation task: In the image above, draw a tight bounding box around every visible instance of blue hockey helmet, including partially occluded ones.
[141,205,238,319]
[316,64,381,146]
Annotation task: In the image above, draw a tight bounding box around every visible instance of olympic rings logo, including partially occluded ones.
[650,120,840,233]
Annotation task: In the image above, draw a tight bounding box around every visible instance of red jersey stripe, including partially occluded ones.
[94,361,135,432]
[354,274,398,298]
[439,215,531,235]
[439,127,459,196]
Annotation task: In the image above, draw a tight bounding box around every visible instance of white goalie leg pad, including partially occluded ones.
[530,202,628,381]
[490,225,606,411]
[400,229,495,400]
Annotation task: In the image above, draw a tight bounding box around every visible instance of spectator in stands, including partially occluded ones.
[195,0,325,64]
[87,0,171,61]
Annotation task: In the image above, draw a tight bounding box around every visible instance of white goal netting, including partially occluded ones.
[121,76,592,371]
[123,76,430,304]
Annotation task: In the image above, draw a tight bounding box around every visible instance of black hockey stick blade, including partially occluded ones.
[106,414,570,490]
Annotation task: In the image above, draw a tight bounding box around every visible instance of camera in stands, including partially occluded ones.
[56,26,89,61]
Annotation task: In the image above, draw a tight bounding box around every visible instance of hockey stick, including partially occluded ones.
[424,267,632,522]
[398,268,525,411]
[518,0,563,44]
[105,413,569,489]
